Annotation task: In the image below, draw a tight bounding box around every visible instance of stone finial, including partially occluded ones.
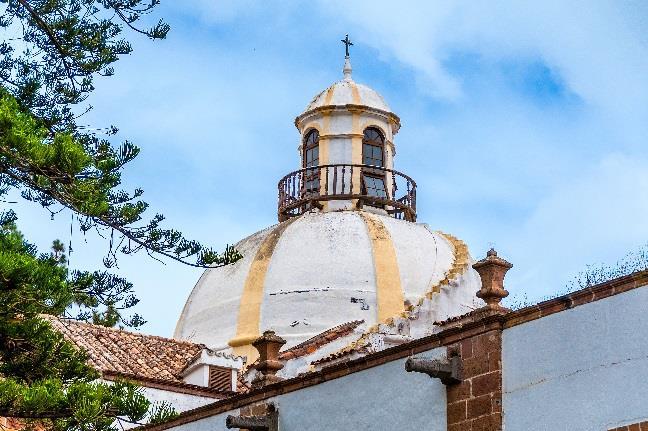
[472,248,512,308]
[251,330,286,388]
[343,56,353,81]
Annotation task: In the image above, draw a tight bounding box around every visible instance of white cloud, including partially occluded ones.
[319,1,648,140]
[506,153,648,297]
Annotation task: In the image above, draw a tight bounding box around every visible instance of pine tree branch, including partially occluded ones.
[0,161,226,268]
[15,0,78,92]
[112,7,150,37]
[0,408,119,419]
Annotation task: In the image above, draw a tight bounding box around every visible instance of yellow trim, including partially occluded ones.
[319,111,331,211]
[320,115,330,166]
[358,212,405,322]
[350,112,362,195]
[295,105,400,131]
[324,85,336,106]
[350,82,361,104]
[229,218,297,360]
[416,231,470,305]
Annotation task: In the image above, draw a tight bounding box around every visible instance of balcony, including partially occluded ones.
[278,163,417,222]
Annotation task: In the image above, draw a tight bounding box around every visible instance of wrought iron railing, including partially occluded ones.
[277,163,417,222]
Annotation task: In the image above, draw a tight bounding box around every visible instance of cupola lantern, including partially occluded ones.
[278,37,416,222]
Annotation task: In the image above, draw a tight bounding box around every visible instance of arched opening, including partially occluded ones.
[303,129,320,194]
[361,127,387,200]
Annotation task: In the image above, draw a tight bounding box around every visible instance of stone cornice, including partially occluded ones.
[295,104,401,133]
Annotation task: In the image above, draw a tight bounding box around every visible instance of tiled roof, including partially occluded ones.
[45,316,203,383]
[433,305,509,327]
[310,343,367,366]
[278,320,363,361]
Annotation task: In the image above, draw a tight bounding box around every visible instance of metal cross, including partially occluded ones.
[341,34,353,57]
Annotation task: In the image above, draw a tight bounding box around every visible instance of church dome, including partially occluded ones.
[175,41,482,364]
[174,210,481,357]
[305,80,391,113]
[302,57,391,115]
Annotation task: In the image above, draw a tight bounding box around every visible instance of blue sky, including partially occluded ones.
[9,1,648,336]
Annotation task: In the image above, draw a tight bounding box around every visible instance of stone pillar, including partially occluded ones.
[446,330,503,431]
[443,248,513,431]
[251,330,286,389]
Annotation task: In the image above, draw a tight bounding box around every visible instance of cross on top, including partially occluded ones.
[341,34,353,57]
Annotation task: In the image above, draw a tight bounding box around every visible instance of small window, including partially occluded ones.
[362,174,387,198]
[362,127,384,168]
[363,143,384,166]
[208,365,234,391]
[362,128,387,205]
[303,129,320,194]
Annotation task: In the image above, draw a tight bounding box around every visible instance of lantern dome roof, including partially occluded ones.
[302,57,392,114]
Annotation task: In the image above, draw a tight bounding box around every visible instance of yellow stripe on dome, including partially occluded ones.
[350,82,361,104]
[228,218,298,361]
[324,85,336,106]
[317,229,472,365]
[358,212,405,322]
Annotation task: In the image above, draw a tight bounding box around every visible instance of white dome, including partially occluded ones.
[304,79,391,113]
[174,210,481,354]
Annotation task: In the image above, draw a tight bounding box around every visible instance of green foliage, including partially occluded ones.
[0,0,169,132]
[0,1,241,429]
[0,216,176,429]
[147,402,179,425]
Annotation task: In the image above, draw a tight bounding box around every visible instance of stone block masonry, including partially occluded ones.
[446,330,502,431]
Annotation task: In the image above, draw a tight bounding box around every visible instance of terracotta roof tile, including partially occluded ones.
[45,316,203,383]
[310,343,367,366]
[279,320,363,361]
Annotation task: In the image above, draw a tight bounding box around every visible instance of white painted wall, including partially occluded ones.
[110,384,217,429]
[182,366,208,387]
[141,386,216,413]
[503,286,648,430]
[169,347,448,431]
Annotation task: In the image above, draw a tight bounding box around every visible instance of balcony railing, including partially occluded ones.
[278,163,417,222]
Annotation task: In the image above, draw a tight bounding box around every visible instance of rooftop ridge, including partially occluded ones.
[279,320,363,361]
